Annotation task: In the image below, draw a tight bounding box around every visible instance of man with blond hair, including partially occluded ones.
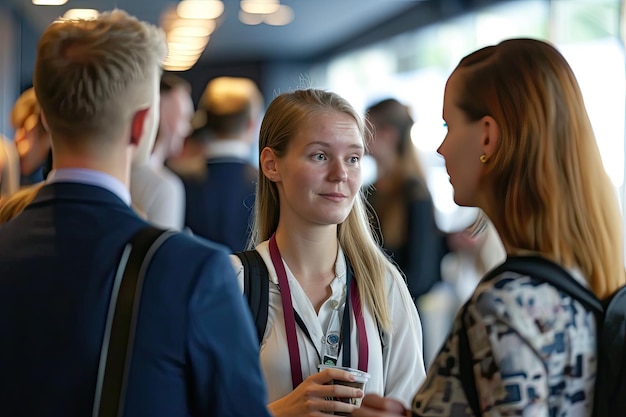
[0,10,271,417]
[181,76,264,251]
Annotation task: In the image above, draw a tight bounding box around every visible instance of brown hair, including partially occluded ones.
[454,38,624,297]
[366,98,425,180]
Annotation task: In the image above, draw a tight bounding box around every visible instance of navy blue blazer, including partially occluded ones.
[0,182,271,417]
[182,158,257,252]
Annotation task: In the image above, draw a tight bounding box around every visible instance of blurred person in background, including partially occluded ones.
[180,76,264,252]
[0,132,20,199]
[440,211,505,308]
[166,126,208,178]
[365,98,446,302]
[11,87,52,185]
[130,73,193,230]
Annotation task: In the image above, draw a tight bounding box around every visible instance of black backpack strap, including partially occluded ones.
[458,300,483,417]
[93,226,174,417]
[234,250,269,346]
[599,285,626,417]
[484,256,602,314]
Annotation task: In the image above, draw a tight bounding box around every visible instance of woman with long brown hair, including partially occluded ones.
[355,38,624,417]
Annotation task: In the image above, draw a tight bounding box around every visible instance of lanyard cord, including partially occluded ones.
[269,234,303,387]
[268,234,368,389]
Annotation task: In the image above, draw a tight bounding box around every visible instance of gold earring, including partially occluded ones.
[479,154,488,164]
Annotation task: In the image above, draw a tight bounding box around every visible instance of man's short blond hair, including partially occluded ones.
[34,9,166,143]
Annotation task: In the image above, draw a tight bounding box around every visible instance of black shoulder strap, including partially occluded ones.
[485,256,602,314]
[93,226,173,417]
[234,250,269,346]
[458,256,603,417]
[458,301,482,417]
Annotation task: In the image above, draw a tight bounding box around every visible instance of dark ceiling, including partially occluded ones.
[5,0,428,63]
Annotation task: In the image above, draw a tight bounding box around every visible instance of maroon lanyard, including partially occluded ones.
[268,234,368,389]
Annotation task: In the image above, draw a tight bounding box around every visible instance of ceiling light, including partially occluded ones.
[177,0,224,20]
[169,25,214,38]
[164,53,202,62]
[165,47,207,57]
[163,58,198,71]
[163,63,195,72]
[238,10,263,25]
[169,18,216,33]
[166,43,207,56]
[166,35,209,49]
[62,9,99,20]
[167,45,207,58]
[33,0,68,4]
[240,0,279,15]
[164,55,202,65]
[264,4,293,26]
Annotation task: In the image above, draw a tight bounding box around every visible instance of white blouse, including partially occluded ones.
[230,241,427,408]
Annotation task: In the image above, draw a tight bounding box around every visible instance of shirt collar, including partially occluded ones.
[47,168,131,206]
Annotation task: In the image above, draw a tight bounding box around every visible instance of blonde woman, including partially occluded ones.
[355,38,625,416]
[232,88,426,416]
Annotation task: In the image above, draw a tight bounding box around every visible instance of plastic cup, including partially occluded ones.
[318,364,371,414]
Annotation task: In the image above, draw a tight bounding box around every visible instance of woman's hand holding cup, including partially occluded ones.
[267,366,365,416]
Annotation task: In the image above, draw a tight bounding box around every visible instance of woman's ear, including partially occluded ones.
[481,115,500,158]
[260,147,280,182]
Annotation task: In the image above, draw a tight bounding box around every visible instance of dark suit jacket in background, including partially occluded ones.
[182,157,257,253]
[0,182,271,417]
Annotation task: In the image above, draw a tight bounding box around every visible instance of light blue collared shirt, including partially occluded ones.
[47,168,131,206]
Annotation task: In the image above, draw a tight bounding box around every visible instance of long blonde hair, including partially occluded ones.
[250,88,398,329]
[455,38,624,298]
[0,183,45,224]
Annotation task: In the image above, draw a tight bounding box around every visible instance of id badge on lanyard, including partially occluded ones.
[322,300,343,365]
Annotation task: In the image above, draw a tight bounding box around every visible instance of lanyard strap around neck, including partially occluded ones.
[268,234,368,389]
[269,234,303,388]
[348,265,368,372]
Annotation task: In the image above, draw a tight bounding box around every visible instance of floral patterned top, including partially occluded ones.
[412,269,597,416]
